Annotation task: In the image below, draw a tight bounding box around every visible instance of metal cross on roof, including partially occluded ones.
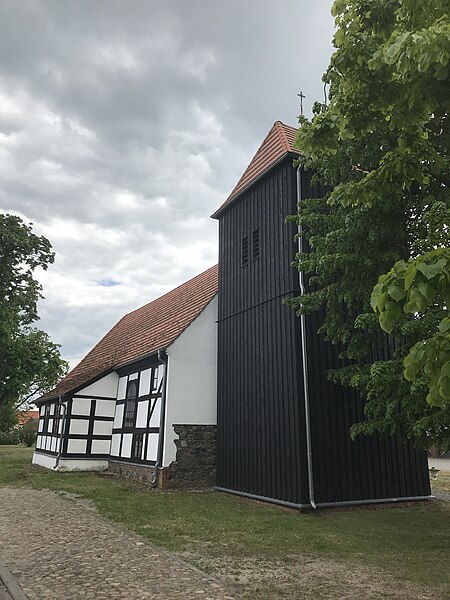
[297,91,306,116]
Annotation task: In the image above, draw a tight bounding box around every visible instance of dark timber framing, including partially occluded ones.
[110,356,164,467]
[215,155,431,507]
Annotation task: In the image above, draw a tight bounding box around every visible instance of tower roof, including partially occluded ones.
[212,121,299,218]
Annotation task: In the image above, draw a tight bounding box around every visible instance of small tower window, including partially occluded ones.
[241,236,249,267]
[252,229,260,261]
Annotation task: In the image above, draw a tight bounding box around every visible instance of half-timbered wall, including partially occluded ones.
[33,372,118,469]
[110,359,164,465]
[35,399,66,455]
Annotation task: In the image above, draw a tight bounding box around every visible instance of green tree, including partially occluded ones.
[0,214,68,428]
[290,0,449,448]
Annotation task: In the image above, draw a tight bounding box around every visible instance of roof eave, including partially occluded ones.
[211,151,300,220]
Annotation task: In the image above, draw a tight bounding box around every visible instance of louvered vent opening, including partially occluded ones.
[252,229,260,260]
[242,236,249,266]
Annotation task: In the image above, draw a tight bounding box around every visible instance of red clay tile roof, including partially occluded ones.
[40,265,218,400]
[212,121,299,218]
[16,411,40,425]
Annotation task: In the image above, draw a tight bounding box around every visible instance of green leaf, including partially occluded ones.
[379,311,394,333]
[387,283,406,301]
[404,265,417,290]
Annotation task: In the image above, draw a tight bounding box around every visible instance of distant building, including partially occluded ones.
[16,411,40,426]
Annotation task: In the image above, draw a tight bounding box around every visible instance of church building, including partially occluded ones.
[33,121,431,507]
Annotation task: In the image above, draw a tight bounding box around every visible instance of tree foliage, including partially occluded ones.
[0,214,68,418]
[290,0,449,448]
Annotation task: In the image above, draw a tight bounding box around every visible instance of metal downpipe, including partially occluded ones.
[150,349,169,486]
[296,165,317,510]
[53,395,67,470]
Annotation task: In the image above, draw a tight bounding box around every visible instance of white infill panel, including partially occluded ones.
[35,436,41,449]
[67,439,87,454]
[139,369,151,396]
[38,420,43,432]
[69,419,89,435]
[95,399,115,418]
[56,438,61,452]
[113,404,124,429]
[111,434,120,456]
[50,403,55,415]
[141,434,147,460]
[51,437,57,452]
[48,419,53,433]
[128,372,138,381]
[93,420,113,436]
[121,433,132,458]
[91,439,111,454]
[149,398,161,428]
[136,400,149,428]
[72,398,91,416]
[117,377,127,400]
[40,406,45,416]
[146,433,158,462]
[45,436,51,451]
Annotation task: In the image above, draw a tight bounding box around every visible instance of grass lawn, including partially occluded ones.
[1,445,449,599]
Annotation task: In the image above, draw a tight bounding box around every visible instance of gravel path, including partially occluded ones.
[0,488,235,600]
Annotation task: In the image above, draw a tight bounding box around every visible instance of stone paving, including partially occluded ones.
[0,488,235,600]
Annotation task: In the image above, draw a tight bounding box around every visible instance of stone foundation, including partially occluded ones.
[107,424,216,488]
[164,424,216,488]
[108,460,156,485]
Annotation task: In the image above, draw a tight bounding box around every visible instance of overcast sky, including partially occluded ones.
[0,0,335,368]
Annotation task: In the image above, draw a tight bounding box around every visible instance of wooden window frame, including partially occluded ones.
[123,380,138,429]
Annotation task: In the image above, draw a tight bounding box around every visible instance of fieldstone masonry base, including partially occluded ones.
[165,424,216,488]
[108,460,156,485]
[108,424,216,488]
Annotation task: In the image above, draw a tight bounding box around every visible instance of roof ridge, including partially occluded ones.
[39,265,219,401]
[274,121,291,153]
[125,263,218,318]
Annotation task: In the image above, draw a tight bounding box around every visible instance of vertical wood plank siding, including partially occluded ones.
[217,158,430,506]
[217,159,308,504]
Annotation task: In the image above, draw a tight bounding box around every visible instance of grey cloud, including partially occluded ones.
[0,0,334,363]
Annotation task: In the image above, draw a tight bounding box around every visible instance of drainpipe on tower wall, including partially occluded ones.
[296,165,317,510]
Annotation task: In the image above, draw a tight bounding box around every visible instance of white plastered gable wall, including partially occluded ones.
[163,294,218,467]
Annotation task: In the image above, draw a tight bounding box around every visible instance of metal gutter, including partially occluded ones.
[215,486,310,510]
[296,165,317,510]
[150,349,169,486]
[315,495,434,508]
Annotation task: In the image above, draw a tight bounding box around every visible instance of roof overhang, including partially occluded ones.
[211,151,299,220]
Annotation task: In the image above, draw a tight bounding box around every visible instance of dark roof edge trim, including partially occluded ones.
[211,151,299,220]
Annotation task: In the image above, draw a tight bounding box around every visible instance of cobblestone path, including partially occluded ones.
[0,488,235,600]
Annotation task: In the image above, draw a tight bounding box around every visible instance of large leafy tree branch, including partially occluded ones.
[291,0,449,448]
[0,214,68,429]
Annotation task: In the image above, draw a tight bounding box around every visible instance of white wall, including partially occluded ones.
[77,371,119,398]
[32,453,108,471]
[163,295,217,466]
